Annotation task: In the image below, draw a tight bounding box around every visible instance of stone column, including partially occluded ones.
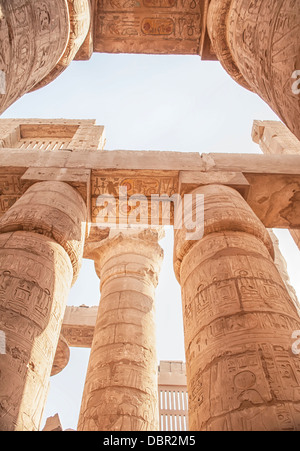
[0,181,86,431]
[0,0,91,114]
[207,0,300,140]
[268,229,300,316]
[174,184,300,431]
[0,1,69,114]
[78,228,164,431]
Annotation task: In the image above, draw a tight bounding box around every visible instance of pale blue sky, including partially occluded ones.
[2,53,300,431]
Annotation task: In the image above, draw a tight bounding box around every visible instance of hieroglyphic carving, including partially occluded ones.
[95,0,202,53]
[30,0,91,92]
[0,171,26,217]
[208,0,300,139]
[78,229,163,431]
[0,180,87,431]
[0,181,87,283]
[175,184,300,431]
[0,232,73,431]
[91,171,178,225]
[0,1,70,114]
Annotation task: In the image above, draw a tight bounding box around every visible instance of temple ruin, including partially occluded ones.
[0,118,299,431]
[0,1,299,139]
[0,0,300,433]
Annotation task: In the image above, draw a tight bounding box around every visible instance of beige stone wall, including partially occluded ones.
[158,361,188,432]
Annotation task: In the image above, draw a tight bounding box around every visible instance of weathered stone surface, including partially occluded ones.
[30,0,91,92]
[0,119,299,233]
[93,0,204,55]
[51,335,70,377]
[0,181,87,283]
[0,181,87,431]
[0,2,299,141]
[42,414,63,432]
[0,231,73,431]
[269,229,300,316]
[78,228,163,431]
[0,1,70,114]
[61,305,98,348]
[252,120,300,251]
[208,0,300,139]
[174,184,300,431]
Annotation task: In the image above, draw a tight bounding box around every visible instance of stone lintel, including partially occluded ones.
[179,170,250,197]
[61,306,98,348]
[0,152,299,232]
[0,149,300,173]
[90,0,212,57]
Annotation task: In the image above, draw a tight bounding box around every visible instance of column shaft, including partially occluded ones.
[78,229,163,431]
[0,1,70,114]
[174,184,300,431]
[208,0,300,140]
[0,182,86,431]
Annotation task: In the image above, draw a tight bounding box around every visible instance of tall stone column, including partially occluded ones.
[174,184,300,431]
[207,0,300,140]
[0,182,87,431]
[0,0,91,114]
[78,228,164,431]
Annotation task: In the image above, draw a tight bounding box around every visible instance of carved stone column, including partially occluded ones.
[0,182,86,431]
[0,0,91,114]
[78,228,164,431]
[0,1,69,114]
[207,0,300,140]
[174,184,300,431]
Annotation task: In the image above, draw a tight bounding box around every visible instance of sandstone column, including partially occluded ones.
[0,181,86,431]
[78,228,164,431]
[207,0,300,140]
[0,0,91,114]
[174,184,300,431]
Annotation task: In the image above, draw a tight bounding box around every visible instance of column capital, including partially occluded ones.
[207,0,251,90]
[174,184,274,283]
[0,181,87,284]
[30,0,91,93]
[86,227,164,282]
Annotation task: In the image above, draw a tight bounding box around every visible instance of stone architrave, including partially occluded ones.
[0,181,87,431]
[174,184,300,431]
[77,227,164,431]
[252,120,300,252]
